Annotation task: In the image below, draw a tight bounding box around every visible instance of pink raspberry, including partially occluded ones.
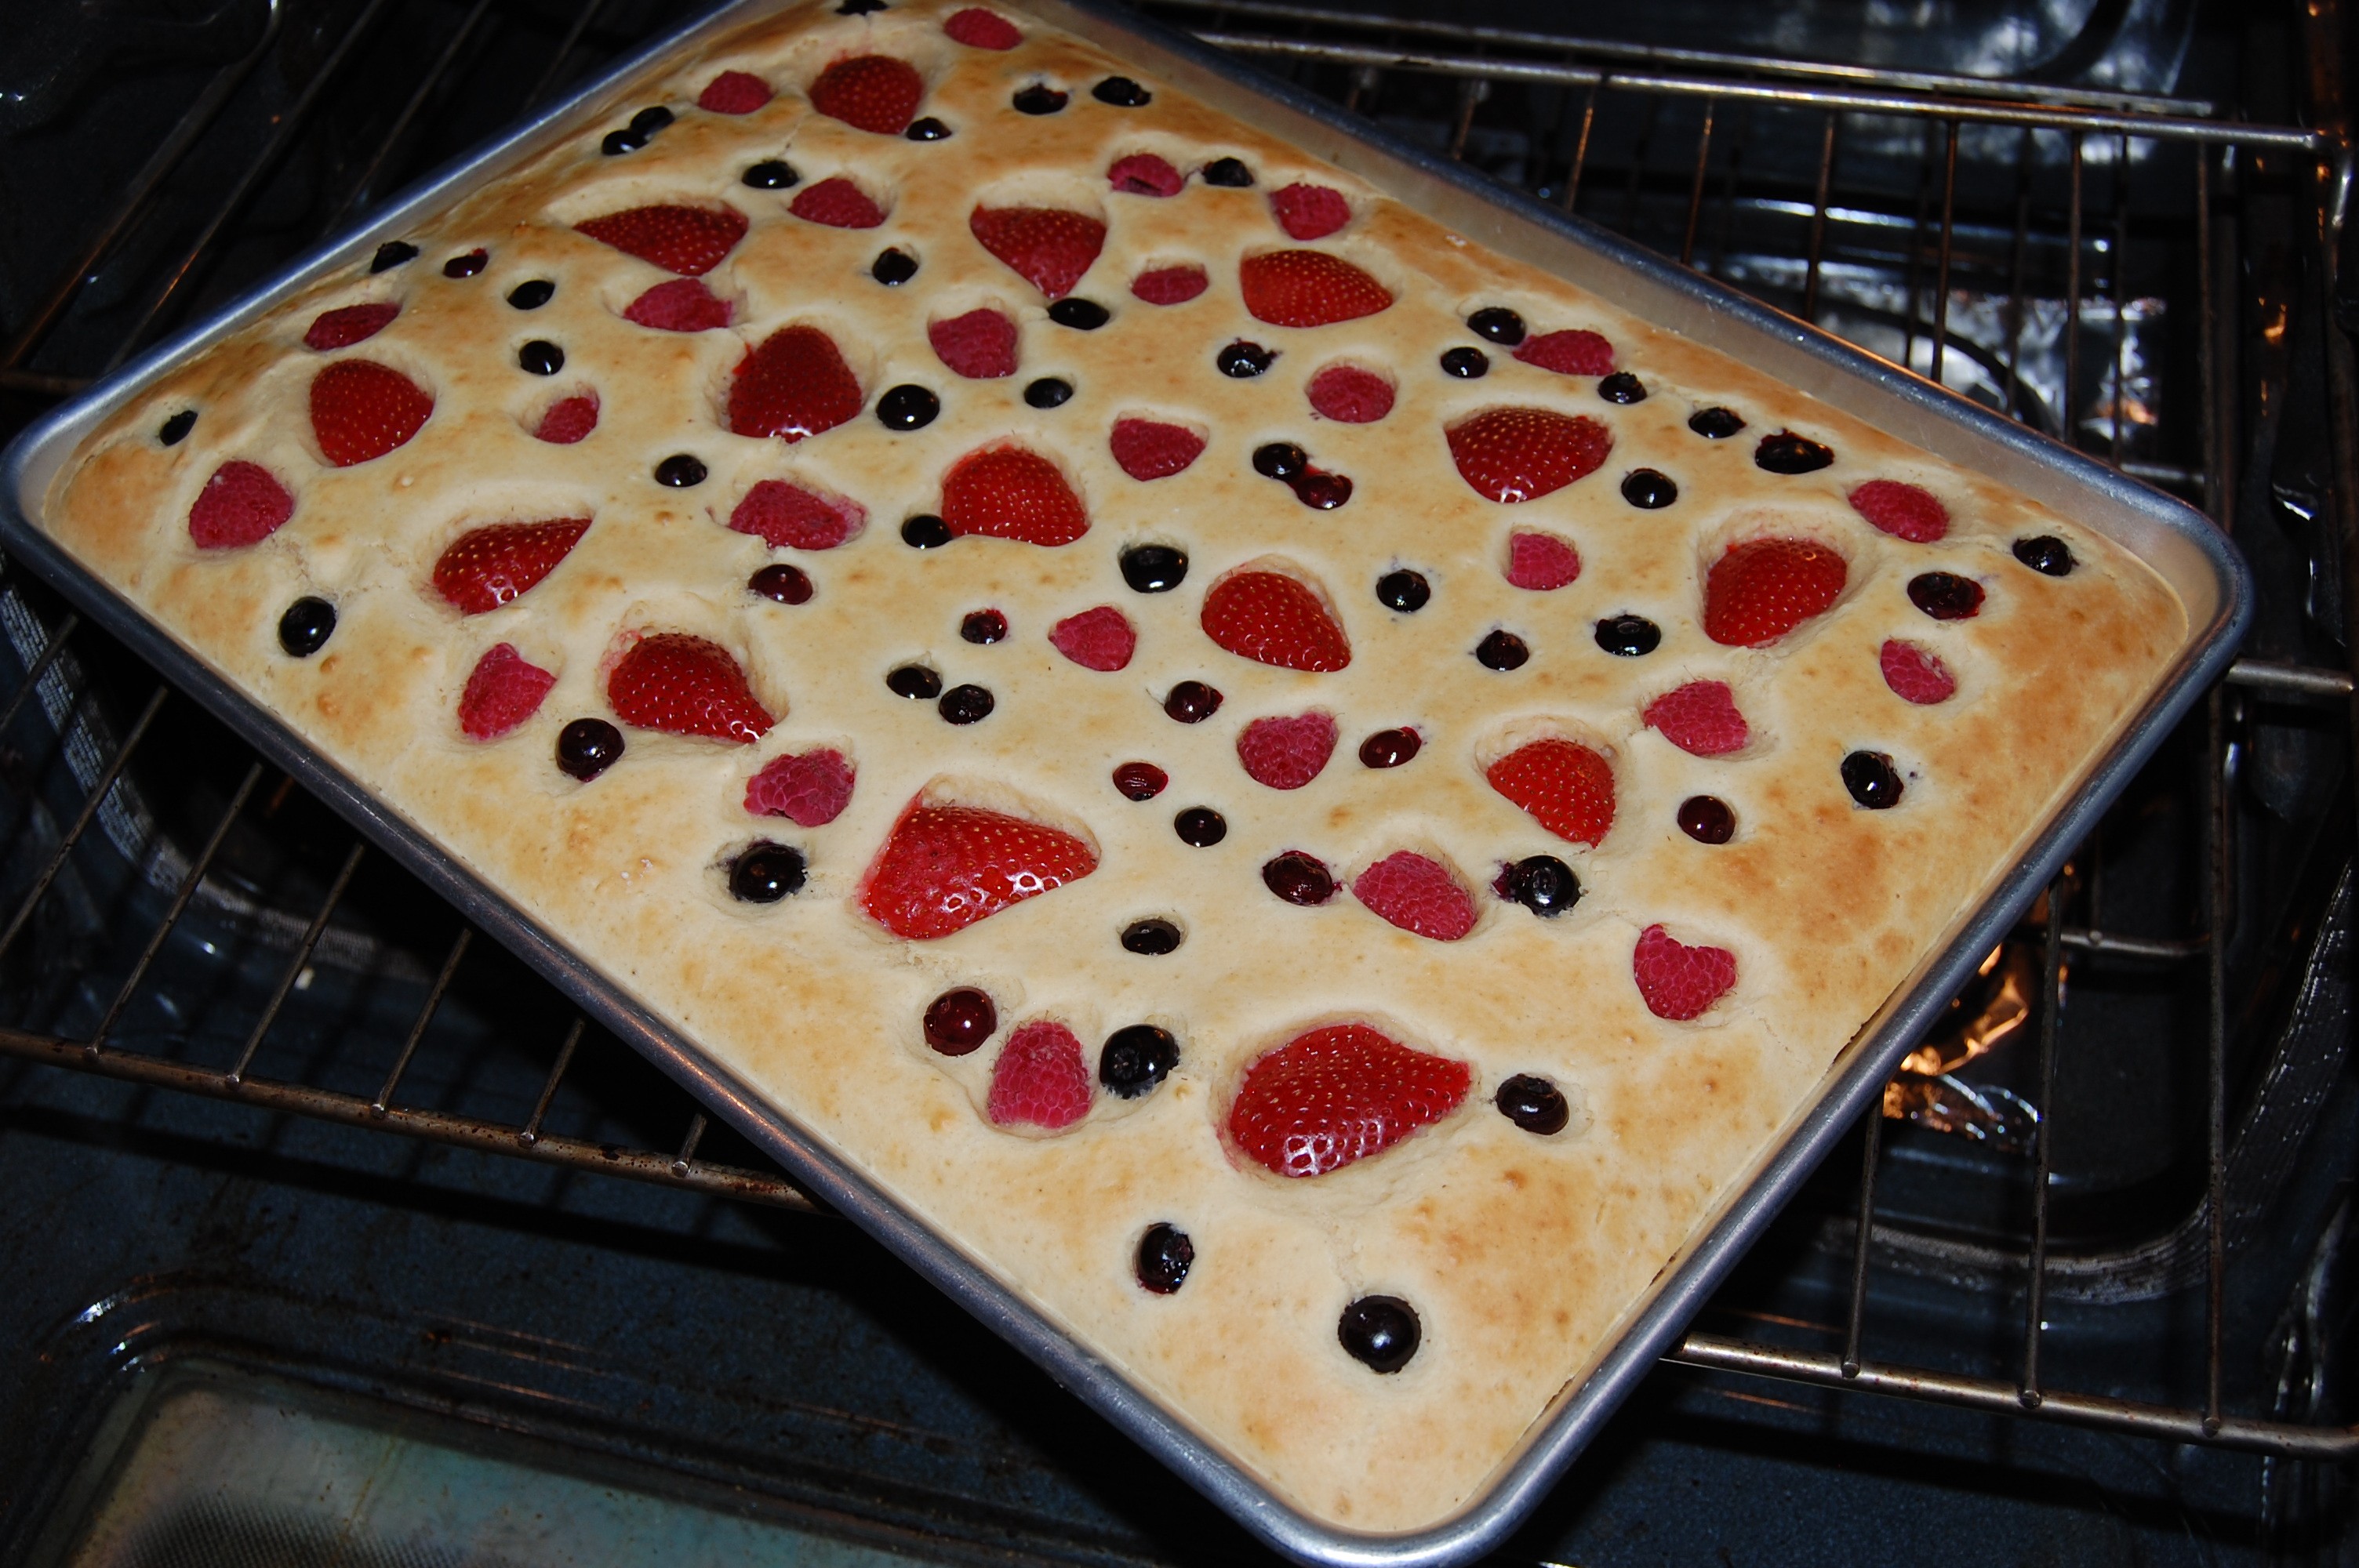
[1505,530,1581,590]
[788,176,886,229]
[729,481,864,550]
[697,71,772,113]
[187,461,294,548]
[303,302,399,351]
[1513,329,1615,376]
[1236,712,1336,790]
[928,307,1017,379]
[1352,852,1478,942]
[944,7,1022,48]
[533,395,598,444]
[1049,606,1136,672]
[1108,418,1205,481]
[1306,364,1394,423]
[1633,924,1736,1021]
[1848,480,1949,543]
[458,644,555,741]
[1880,639,1957,703]
[1642,681,1750,757]
[1270,183,1350,240]
[623,278,732,332]
[1131,264,1207,305]
[987,1021,1093,1130]
[744,748,856,826]
[1107,154,1183,197]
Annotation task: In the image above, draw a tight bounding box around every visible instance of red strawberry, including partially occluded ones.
[187,461,293,548]
[1238,249,1392,328]
[1200,568,1349,672]
[310,360,432,466]
[928,307,1018,379]
[1848,480,1949,543]
[1445,407,1611,503]
[574,205,747,276]
[1109,153,1183,197]
[969,206,1107,299]
[1130,264,1207,305]
[1505,530,1581,590]
[745,747,856,826]
[458,643,555,740]
[1486,738,1615,846]
[1228,1023,1468,1178]
[859,799,1098,939]
[1108,418,1205,481]
[533,394,598,444]
[808,54,924,135]
[1513,328,1615,376]
[1351,852,1478,941]
[1269,183,1350,240]
[1306,364,1393,423]
[944,7,1023,47]
[623,278,732,332]
[1236,712,1336,790]
[433,517,591,615]
[729,480,863,550]
[987,1021,1093,1130]
[607,633,773,743]
[940,445,1089,546]
[1702,537,1848,647]
[1049,605,1136,671]
[697,70,772,113]
[1880,639,1957,704]
[728,325,862,441]
[789,176,887,229]
[1633,924,1736,1021]
[1643,681,1750,756]
[304,302,399,350]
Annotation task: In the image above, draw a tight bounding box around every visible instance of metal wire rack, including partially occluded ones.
[2,0,2357,1501]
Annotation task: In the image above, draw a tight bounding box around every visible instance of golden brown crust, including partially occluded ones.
[42,0,2184,1532]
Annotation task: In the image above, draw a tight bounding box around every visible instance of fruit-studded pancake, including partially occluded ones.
[40,0,2186,1534]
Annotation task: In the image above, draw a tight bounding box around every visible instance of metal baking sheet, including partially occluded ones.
[0,2,2252,1563]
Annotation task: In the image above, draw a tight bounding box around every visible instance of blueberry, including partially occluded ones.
[1092,75,1152,106]
[1252,442,1308,479]
[158,409,197,445]
[1678,794,1736,844]
[1338,1296,1419,1373]
[1100,1025,1180,1097]
[728,840,805,902]
[1841,750,1906,809]
[902,514,953,548]
[938,683,994,724]
[1217,340,1275,377]
[876,384,940,430]
[1494,855,1579,916]
[1136,1223,1194,1293]
[749,564,812,604]
[838,0,885,13]
[628,105,674,137]
[277,597,335,656]
[1689,406,1747,439]
[1467,307,1526,345]
[1496,1074,1570,1134]
[1907,572,1984,620]
[1201,157,1255,187]
[1475,629,1529,670]
[1162,681,1222,723]
[1024,376,1074,408]
[924,987,997,1055]
[1013,84,1067,114]
[1621,469,1677,509]
[960,608,1008,644]
[518,339,564,375]
[1172,806,1226,846]
[1593,615,1661,657]
[1121,544,1189,593]
[1112,761,1169,800]
[903,116,952,140]
[1121,917,1183,955]
[556,718,623,781]
[442,249,489,278]
[887,665,942,699]
[1261,851,1336,906]
[1358,728,1420,768]
[1376,570,1430,612]
[2014,535,2076,576]
[370,241,419,273]
[600,128,645,156]
[1598,372,1648,404]
[653,454,707,487]
[1755,430,1834,474]
[1289,472,1351,510]
[507,278,555,310]
[1440,346,1489,379]
[742,159,800,190]
[1048,298,1109,330]
[871,247,918,285]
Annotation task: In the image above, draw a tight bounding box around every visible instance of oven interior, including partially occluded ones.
[0,0,2354,1562]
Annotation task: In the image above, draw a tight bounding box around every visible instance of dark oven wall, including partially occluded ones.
[1,1,2356,1565]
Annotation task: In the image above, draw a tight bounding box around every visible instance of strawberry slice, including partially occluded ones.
[574,205,747,276]
[809,55,924,135]
[1236,712,1336,790]
[860,798,1098,939]
[789,176,888,229]
[310,360,431,466]
[1108,154,1183,197]
[1848,479,1949,543]
[729,480,864,550]
[304,302,399,350]
[1238,249,1392,328]
[987,1021,1094,1130]
[745,747,856,826]
[1306,364,1393,423]
[969,206,1107,299]
[458,643,556,740]
[1352,852,1478,941]
[1702,537,1848,648]
[623,278,732,332]
[1445,407,1612,503]
[533,394,598,444]
[1486,738,1615,846]
[1643,681,1750,756]
[940,445,1089,546]
[1108,418,1205,481]
[1504,530,1581,590]
[1200,568,1349,672]
[1130,264,1207,305]
[928,307,1018,379]
[1268,183,1350,240]
[1880,639,1957,704]
[1633,924,1736,1021]
[945,7,1023,47]
[1512,328,1614,376]
[187,461,293,548]
[1049,605,1136,671]
[697,70,772,113]
[728,325,862,441]
[607,633,773,743]
[1229,1023,1468,1178]
[433,518,591,615]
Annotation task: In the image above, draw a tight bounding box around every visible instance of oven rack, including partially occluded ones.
[1,0,2355,1501]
